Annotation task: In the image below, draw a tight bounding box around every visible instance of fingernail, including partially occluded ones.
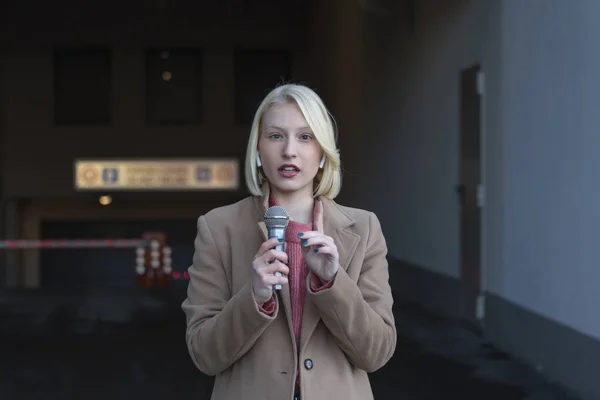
[301,239,308,246]
[278,238,284,242]
[314,248,319,253]
[298,233,303,237]
[287,257,290,263]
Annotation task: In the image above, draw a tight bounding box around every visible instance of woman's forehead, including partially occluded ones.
[262,102,310,131]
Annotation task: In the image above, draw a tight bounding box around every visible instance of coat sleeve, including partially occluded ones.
[181,214,278,376]
[307,212,396,372]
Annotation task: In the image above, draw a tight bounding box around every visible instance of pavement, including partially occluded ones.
[0,283,582,400]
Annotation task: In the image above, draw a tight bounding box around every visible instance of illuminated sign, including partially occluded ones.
[74,159,239,191]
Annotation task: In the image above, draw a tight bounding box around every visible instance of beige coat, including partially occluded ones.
[181,189,396,400]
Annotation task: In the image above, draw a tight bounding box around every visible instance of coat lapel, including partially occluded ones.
[299,197,360,355]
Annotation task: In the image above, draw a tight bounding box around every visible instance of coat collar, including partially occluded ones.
[253,183,361,354]
[254,182,356,235]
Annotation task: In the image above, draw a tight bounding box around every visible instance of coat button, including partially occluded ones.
[304,358,313,370]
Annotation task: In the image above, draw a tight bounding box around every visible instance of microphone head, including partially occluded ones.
[264,206,290,229]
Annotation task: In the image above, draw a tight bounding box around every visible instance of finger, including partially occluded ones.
[262,274,288,287]
[261,249,288,264]
[256,237,285,257]
[313,198,324,233]
[310,245,338,258]
[261,261,290,277]
[300,235,333,248]
[297,230,328,239]
[254,287,272,303]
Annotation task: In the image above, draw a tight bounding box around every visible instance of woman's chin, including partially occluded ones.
[270,179,312,195]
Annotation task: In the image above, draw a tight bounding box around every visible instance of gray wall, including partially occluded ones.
[0,54,5,286]
[0,1,312,199]
[342,0,490,278]
[485,1,600,398]
[308,0,365,176]
[320,0,600,398]
[499,0,600,343]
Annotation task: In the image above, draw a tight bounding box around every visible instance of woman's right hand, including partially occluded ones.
[252,237,289,304]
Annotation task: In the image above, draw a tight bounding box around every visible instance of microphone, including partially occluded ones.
[263,205,289,290]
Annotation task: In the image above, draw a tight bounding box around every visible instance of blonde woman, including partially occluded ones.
[182,83,396,400]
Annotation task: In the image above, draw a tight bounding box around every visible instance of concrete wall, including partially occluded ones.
[496,0,600,344]
[0,0,311,199]
[307,0,365,177]
[324,0,600,398]
[339,0,489,293]
[0,55,4,285]
[310,0,488,313]
[484,1,600,399]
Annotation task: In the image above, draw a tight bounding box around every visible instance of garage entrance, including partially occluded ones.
[40,219,197,289]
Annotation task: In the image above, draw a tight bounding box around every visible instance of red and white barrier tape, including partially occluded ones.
[0,239,156,249]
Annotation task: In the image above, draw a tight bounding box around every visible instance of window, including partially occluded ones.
[53,47,112,125]
[145,47,204,124]
[234,48,292,124]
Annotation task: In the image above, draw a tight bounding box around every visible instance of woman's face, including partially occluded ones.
[258,101,322,196]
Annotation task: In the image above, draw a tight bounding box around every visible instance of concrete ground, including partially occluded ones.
[0,283,582,400]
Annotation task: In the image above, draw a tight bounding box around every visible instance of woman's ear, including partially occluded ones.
[256,152,262,167]
[319,155,325,169]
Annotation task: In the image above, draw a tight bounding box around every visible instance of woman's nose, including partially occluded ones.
[282,140,297,157]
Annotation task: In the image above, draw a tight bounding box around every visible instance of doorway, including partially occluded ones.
[458,64,483,328]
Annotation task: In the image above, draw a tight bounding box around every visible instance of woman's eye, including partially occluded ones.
[270,133,283,139]
[300,134,313,140]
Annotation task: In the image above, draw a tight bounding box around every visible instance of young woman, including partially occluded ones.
[182,83,396,400]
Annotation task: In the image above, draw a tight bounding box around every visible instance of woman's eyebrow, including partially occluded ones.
[265,125,311,131]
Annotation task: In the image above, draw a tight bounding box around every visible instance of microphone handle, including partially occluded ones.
[273,242,284,290]
[268,228,286,290]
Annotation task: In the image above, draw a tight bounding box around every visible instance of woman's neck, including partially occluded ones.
[270,188,314,224]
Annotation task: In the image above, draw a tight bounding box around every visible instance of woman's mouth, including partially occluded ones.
[278,165,300,178]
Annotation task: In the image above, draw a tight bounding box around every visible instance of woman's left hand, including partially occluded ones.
[300,199,339,282]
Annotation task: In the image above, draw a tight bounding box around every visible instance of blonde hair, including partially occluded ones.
[244,83,342,199]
